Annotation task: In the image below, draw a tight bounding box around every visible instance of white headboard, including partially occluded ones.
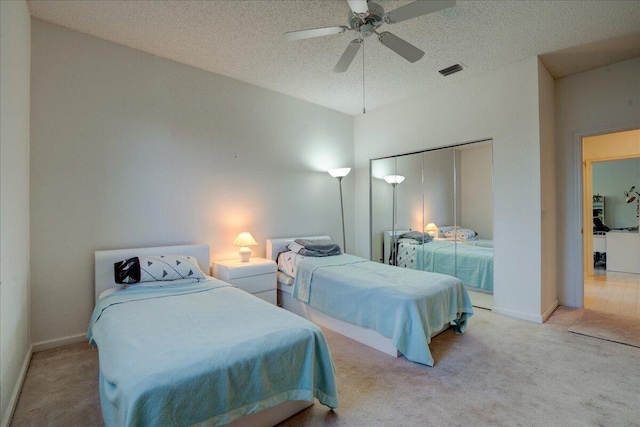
[266,236,331,261]
[94,244,210,302]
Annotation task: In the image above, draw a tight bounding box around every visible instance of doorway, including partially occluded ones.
[581,129,640,318]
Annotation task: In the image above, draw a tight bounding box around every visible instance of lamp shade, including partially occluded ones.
[233,232,257,247]
[384,175,405,185]
[234,232,257,262]
[425,223,438,236]
[328,168,351,178]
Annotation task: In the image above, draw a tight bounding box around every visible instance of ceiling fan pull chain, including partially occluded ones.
[362,37,366,114]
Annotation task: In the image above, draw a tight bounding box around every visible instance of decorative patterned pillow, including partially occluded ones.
[114,255,205,285]
[444,228,478,241]
[437,226,457,238]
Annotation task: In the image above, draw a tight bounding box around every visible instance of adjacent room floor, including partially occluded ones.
[584,269,640,318]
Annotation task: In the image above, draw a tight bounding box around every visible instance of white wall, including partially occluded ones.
[30,20,354,345]
[593,158,640,228]
[355,56,548,322]
[555,57,640,307]
[0,0,31,423]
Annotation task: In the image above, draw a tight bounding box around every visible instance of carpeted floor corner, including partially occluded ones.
[10,307,640,427]
[10,342,102,427]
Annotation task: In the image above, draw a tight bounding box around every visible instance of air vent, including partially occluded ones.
[439,63,464,76]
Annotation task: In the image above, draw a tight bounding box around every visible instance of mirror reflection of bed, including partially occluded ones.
[371,140,494,310]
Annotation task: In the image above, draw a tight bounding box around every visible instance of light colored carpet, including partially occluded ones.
[569,309,640,348]
[10,341,102,426]
[10,307,640,427]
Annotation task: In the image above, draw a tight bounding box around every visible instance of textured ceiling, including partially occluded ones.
[28,0,640,116]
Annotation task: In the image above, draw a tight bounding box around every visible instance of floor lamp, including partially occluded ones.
[384,174,405,265]
[328,168,351,253]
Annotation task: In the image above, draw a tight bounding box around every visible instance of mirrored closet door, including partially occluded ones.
[370,140,494,308]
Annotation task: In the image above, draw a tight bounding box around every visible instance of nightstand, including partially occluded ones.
[212,257,277,304]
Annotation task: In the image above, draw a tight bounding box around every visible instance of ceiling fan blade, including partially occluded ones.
[378,32,424,63]
[333,39,363,73]
[384,0,455,24]
[285,26,348,41]
[347,0,370,16]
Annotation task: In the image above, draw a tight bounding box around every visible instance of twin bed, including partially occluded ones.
[89,239,474,426]
[89,244,338,427]
[267,236,474,367]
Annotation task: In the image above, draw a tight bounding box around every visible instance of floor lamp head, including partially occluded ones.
[384,175,405,186]
[328,168,351,253]
[329,168,351,180]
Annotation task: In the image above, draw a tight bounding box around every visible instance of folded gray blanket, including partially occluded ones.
[399,231,433,244]
[292,239,342,257]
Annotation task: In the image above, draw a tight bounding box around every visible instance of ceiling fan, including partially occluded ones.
[285,0,456,73]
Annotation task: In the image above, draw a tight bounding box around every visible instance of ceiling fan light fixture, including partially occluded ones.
[285,0,456,72]
[347,0,370,17]
[439,63,464,76]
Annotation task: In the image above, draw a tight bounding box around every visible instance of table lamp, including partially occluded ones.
[425,223,438,237]
[233,232,258,262]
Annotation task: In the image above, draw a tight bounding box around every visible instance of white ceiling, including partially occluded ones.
[28,0,640,116]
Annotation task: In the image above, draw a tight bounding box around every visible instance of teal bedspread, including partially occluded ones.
[292,255,473,366]
[88,279,338,427]
[413,240,494,292]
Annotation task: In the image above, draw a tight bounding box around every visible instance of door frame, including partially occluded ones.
[573,122,640,308]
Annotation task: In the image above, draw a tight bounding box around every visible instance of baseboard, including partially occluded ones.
[492,306,544,323]
[32,333,86,353]
[493,300,559,323]
[1,345,33,427]
[541,299,559,322]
